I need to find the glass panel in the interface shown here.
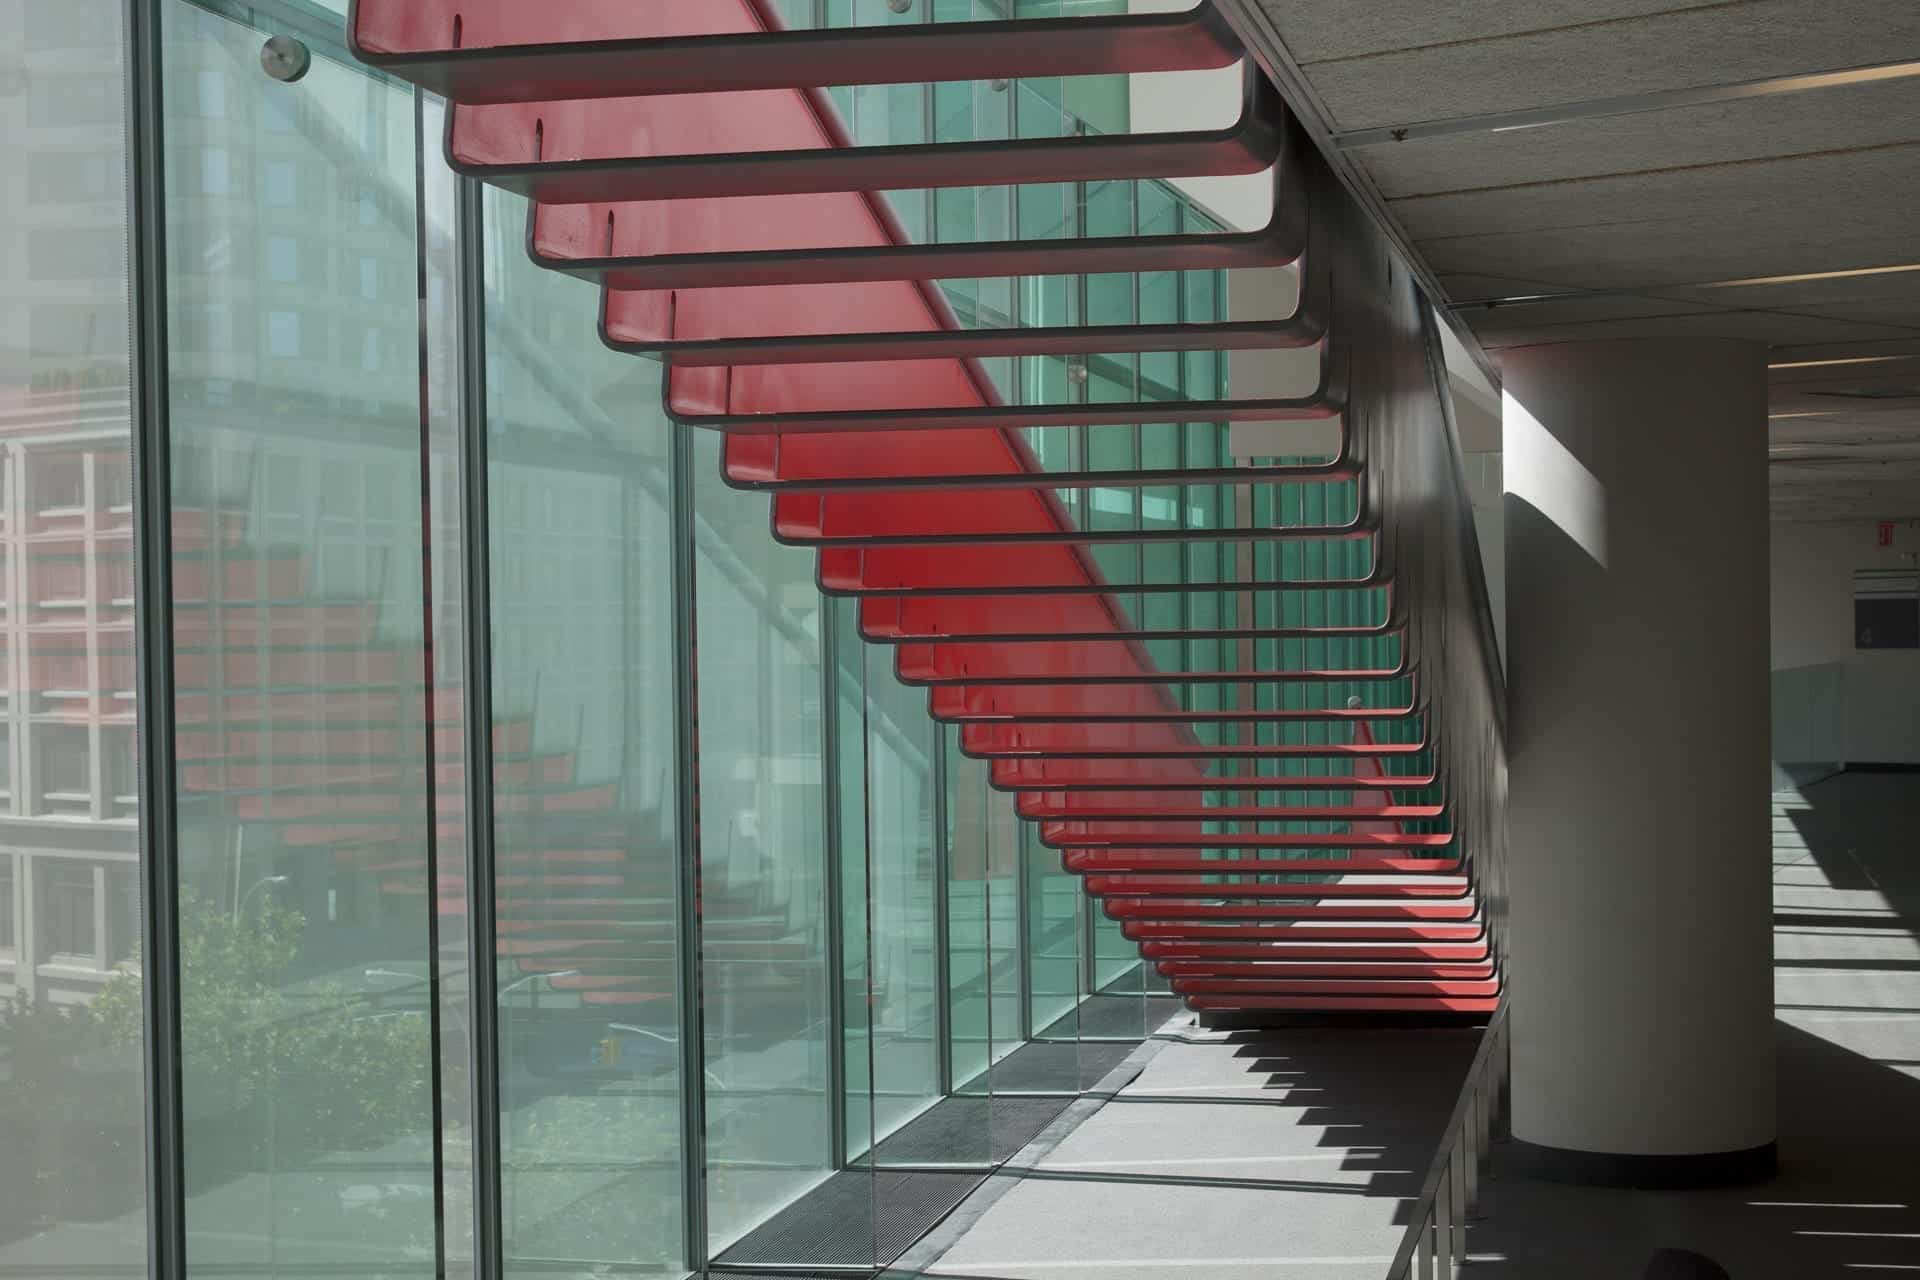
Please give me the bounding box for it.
[944,728,991,1095]
[836,596,874,1168]
[692,432,840,1257]
[419,93,478,1275]
[160,4,441,1273]
[861,635,947,1159]
[482,187,684,1273]
[0,0,146,1265]
[986,772,1024,1075]
[1013,819,1079,1093]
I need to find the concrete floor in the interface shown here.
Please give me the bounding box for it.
[1466,770,1920,1277]
[908,770,1920,1279]
[911,1018,1481,1279]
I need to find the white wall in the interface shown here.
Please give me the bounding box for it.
[1771,520,1920,763]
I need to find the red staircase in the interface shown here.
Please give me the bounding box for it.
[347,0,1498,1017]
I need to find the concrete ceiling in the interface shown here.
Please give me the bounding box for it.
[1220,0,1920,523]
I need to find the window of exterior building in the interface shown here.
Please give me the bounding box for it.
[0,856,16,953]
[39,861,96,965]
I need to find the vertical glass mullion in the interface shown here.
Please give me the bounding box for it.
[930,722,952,1096]
[455,170,504,1280]
[126,1,182,1273]
[670,422,709,1274]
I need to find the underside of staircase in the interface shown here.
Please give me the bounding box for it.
[344,0,1503,1019]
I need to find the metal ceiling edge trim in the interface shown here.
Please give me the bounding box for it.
[1210,0,1502,392]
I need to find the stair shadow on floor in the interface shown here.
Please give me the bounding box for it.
[917,1022,1486,1280]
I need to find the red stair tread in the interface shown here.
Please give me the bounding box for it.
[1045,825,1451,850]
[1063,851,1458,875]
[1123,920,1485,942]
[1106,899,1477,921]
[1158,960,1496,981]
[1183,993,1500,1014]
[1140,940,1490,961]
[1081,872,1468,897]
[1170,977,1501,998]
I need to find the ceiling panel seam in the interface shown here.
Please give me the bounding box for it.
[1387,138,1920,205]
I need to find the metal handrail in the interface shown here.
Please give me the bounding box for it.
[1387,1000,1510,1279]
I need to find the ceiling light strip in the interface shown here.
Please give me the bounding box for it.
[1333,58,1920,149]
[1453,262,1920,311]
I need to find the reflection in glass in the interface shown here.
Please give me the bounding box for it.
[860,637,939,1144]
[161,5,440,1271]
[0,3,146,1272]
[0,0,1339,1267]
[483,187,684,1273]
[693,432,833,1253]
[944,729,993,1092]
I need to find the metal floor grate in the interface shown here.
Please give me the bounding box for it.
[989,1039,1135,1093]
[713,1169,983,1270]
[869,1094,1071,1166]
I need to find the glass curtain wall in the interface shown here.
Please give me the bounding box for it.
[0,2,147,1273]
[0,1,1386,1275]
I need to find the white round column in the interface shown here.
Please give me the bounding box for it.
[1502,338,1776,1186]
